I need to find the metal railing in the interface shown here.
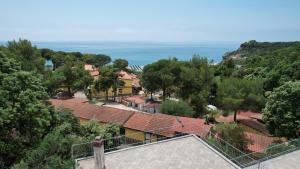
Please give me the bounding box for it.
[233,137,300,167]
[72,124,300,169]
[71,131,186,160]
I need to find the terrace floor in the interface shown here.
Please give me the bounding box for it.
[260,149,300,169]
[76,135,240,169]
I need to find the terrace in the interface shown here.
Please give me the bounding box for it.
[73,124,300,169]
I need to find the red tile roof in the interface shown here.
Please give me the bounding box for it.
[84,64,99,77]
[84,64,94,71]
[216,111,268,135]
[119,70,136,80]
[123,95,145,104]
[123,113,176,137]
[50,98,212,138]
[50,98,134,125]
[173,117,212,138]
[246,132,276,152]
[123,112,212,137]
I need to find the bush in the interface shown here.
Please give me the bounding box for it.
[214,123,252,152]
[160,100,194,117]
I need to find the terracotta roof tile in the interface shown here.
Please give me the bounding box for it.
[119,70,136,80]
[50,98,134,125]
[124,95,145,104]
[123,112,211,137]
[50,98,212,138]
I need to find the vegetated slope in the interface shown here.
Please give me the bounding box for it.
[223,40,300,60]
[233,42,300,91]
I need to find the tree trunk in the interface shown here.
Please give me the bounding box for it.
[105,90,108,101]
[67,86,72,97]
[150,92,153,100]
[162,88,166,101]
[234,111,237,122]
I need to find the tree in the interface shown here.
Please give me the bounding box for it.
[7,39,44,72]
[94,66,114,101]
[263,81,300,138]
[113,59,128,71]
[50,63,93,97]
[216,77,265,121]
[160,100,194,117]
[214,123,251,152]
[12,119,119,169]
[142,59,176,101]
[0,56,59,167]
[84,54,111,67]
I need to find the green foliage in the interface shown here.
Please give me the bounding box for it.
[11,123,79,169]
[7,39,44,72]
[227,42,300,91]
[84,54,111,67]
[47,63,93,96]
[80,120,119,141]
[93,65,125,101]
[205,109,218,124]
[160,100,194,117]
[0,54,60,167]
[142,59,177,101]
[113,59,129,71]
[216,77,265,112]
[214,123,251,152]
[263,81,300,138]
[11,119,119,169]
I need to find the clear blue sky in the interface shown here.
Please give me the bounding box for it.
[1,0,300,42]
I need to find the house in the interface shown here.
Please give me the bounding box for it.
[143,101,160,113]
[50,98,211,142]
[118,70,138,96]
[84,64,99,79]
[88,69,139,98]
[76,134,240,169]
[50,98,135,125]
[123,112,212,142]
[122,95,146,110]
[122,95,160,113]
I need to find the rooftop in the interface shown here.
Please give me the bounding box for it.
[76,135,239,169]
[50,98,135,125]
[119,70,137,80]
[123,95,146,104]
[259,149,300,169]
[50,98,211,137]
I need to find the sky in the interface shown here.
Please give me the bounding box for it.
[1,0,300,42]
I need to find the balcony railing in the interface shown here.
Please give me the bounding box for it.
[72,124,300,169]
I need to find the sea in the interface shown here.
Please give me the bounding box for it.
[0,41,240,66]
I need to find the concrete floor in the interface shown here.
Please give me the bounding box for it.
[77,135,239,169]
[260,149,300,169]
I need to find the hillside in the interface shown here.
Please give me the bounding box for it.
[223,40,300,60]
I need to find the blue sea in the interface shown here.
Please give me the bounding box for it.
[0,41,240,66]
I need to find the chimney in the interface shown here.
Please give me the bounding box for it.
[92,136,105,169]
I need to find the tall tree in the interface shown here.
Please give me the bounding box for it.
[142,59,176,101]
[0,54,59,167]
[50,63,93,97]
[84,54,111,67]
[263,81,300,138]
[7,39,44,72]
[216,78,265,121]
[113,59,128,71]
[94,66,114,101]
[214,123,251,152]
